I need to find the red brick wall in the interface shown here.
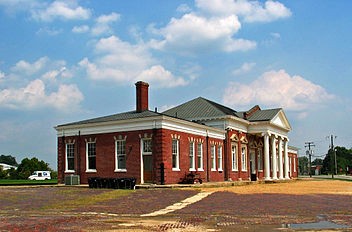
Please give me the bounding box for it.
[58,130,155,184]
[158,129,224,184]
[289,153,298,178]
[225,130,250,181]
[58,128,226,185]
[57,127,296,184]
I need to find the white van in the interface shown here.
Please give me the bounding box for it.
[28,171,51,180]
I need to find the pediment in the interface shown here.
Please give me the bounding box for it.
[230,134,239,142]
[271,110,291,130]
[240,136,248,144]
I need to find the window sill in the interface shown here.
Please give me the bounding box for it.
[86,169,97,173]
[258,170,263,172]
[241,170,247,172]
[115,169,127,173]
[232,169,238,172]
[211,169,217,172]
[172,168,180,171]
[218,169,223,172]
[65,170,75,174]
[197,168,204,172]
[189,168,196,172]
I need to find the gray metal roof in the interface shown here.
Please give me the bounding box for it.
[57,97,282,129]
[57,110,161,127]
[162,97,239,120]
[246,108,282,122]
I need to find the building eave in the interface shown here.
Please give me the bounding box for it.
[55,114,225,139]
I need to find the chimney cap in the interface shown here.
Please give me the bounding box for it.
[135,81,149,87]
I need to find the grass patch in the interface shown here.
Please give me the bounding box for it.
[44,189,132,210]
[0,179,58,186]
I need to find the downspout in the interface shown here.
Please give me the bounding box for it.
[206,130,209,182]
[77,130,81,177]
[152,120,157,184]
[61,132,65,184]
[224,129,229,181]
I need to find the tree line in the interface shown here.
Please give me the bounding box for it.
[298,146,352,175]
[0,155,57,179]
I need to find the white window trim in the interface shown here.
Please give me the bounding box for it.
[189,142,196,171]
[86,141,97,173]
[197,143,204,171]
[172,139,180,171]
[241,145,247,172]
[232,144,238,171]
[65,143,75,173]
[115,140,127,172]
[211,145,216,171]
[218,146,223,171]
[140,138,152,184]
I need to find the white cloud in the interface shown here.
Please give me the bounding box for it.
[10,57,68,82]
[152,13,256,54]
[36,27,63,36]
[232,62,256,75]
[223,69,335,112]
[79,36,151,82]
[0,71,4,80]
[71,13,120,36]
[41,67,72,83]
[31,0,91,22]
[91,12,120,36]
[271,32,281,39]
[96,12,120,24]
[0,79,83,111]
[176,4,192,13]
[137,65,188,88]
[196,0,291,23]
[11,57,49,75]
[79,35,188,87]
[72,25,89,33]
[0,0,41,15]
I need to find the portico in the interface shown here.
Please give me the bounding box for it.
[263,133,290,180]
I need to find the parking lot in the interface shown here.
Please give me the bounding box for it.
[0,179,352,231]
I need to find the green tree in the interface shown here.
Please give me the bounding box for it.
[322,146,352,175]
[0,166,6,179]
[16,157,50,179]
[312,158,323,166]
[298,156,308,175]
[0,155,18,166]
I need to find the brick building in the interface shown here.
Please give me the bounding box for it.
[55,81,298,184]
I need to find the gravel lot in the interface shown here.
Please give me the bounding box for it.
[0,179,351,231]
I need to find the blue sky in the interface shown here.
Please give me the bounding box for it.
[0,0,351,169]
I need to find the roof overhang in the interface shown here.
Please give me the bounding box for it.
[55,115,225,140]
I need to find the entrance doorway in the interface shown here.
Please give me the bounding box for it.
[250,150,257,181]
[143,155,152,183]
[141,139,152,184]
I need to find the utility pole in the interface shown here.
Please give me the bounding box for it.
[329,135,337,177]
[305,142,315,177]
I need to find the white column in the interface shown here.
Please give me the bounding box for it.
[271,136,278,180]
[278,137,284,179]
[264,133,271,180]
[284,139,290,179]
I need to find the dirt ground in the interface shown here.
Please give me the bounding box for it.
[0,179,352,231]
[203,179,352,194]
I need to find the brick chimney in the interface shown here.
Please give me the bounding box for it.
[135,81,149,112]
